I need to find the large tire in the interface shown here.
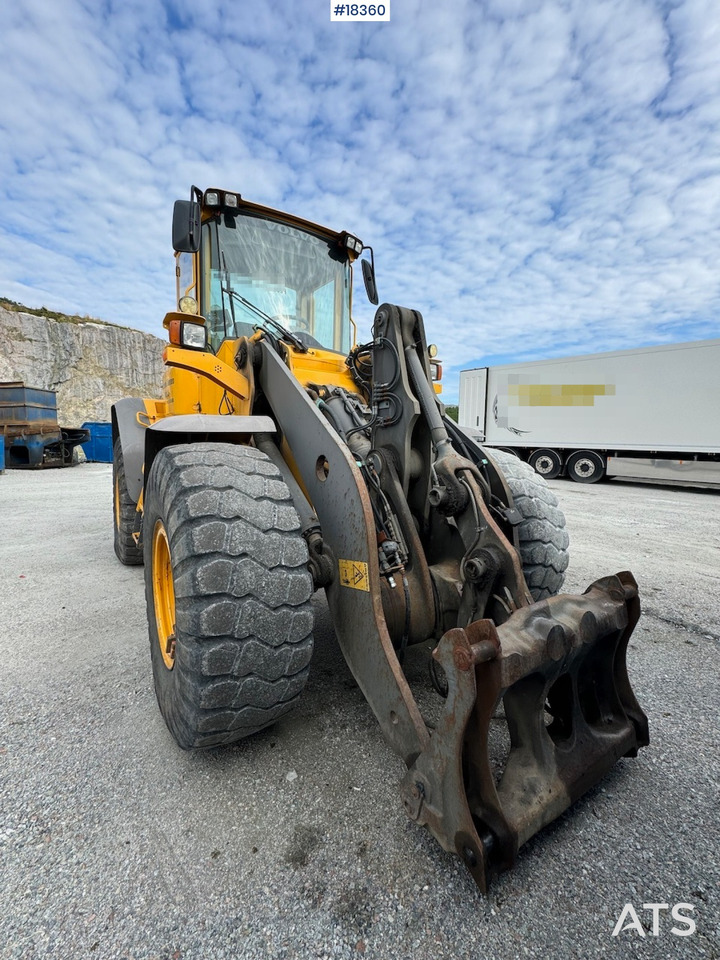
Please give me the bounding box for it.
[143,442,314,749]
[486,448,569,601]
[113,439,143,565]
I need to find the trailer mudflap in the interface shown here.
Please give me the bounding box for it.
[400,570,648,893]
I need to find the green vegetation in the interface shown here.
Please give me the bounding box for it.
[445,404,458,422]
[0,296,116,327]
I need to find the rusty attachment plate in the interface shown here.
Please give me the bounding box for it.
[400,570,648,893]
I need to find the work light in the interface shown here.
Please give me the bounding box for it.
[343,233,363,255]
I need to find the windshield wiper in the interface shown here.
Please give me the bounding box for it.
[220,281,307,353]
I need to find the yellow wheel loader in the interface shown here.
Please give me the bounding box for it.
[112,186,648,894]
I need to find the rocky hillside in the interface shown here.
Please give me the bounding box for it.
[0,302,165,426]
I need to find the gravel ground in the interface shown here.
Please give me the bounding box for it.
[1,464,718,960]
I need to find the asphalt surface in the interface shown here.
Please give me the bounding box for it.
[1,464,719,960]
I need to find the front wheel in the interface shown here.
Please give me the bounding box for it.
[144,442,315,749]
[486,448,570,600]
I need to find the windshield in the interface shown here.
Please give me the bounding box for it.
[201,213,352,354]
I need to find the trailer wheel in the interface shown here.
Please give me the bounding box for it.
[143,442,314,749]
[566,450,605,484]
[528,448,562,480]
[113,439,143,565]
[486,448,569,600]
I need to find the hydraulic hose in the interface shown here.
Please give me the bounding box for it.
[404,345,454,459]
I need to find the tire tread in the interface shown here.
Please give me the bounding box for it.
[488,449,570,600]
[113,439,143,566]
[144,442,314,749]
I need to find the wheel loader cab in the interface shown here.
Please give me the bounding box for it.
[173,188,361,359]
[200,211,352,355]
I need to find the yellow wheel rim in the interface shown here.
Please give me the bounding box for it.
[152,520,177,670]
[114,474,121,530]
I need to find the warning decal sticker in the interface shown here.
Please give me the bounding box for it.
[338,559,370,592]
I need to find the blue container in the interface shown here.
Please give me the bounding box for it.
[0,382,58,425]
[81,421,113,462]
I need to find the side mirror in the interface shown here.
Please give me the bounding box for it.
[172,200,201,253]
[362,257,379,305]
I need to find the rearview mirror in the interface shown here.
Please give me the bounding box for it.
[362,257,378,305]
[172,200,201,253]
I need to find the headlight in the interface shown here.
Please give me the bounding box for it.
[181,322,208,350]
[205,191,220,207]
[168,318,208,350]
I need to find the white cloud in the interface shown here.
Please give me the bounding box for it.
[0,0,719,402]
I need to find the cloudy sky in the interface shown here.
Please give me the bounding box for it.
[2,0,720,401]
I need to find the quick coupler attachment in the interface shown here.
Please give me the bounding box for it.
[399,571,649,894]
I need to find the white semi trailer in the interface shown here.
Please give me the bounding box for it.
[458,338,720,488]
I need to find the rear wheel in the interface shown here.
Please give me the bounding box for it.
[487,448,570,600]
[113,439,143,565]
[528,448,562,480]
[143,442,314,749]
[566,450,605,484]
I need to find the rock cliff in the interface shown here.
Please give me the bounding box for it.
[0,306,165,426]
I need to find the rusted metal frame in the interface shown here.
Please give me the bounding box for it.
[258,343,429,765]
[372,447,437,644]
[452,467,532,626]
[371,301,530,631]
[401,572,648,892]
[473,442,523,553]
[608,571,648,753]
[442,421,525,554]
[482,572,649,847]
[399,618,508,893]
[2,422,60,437]
[385,326,530,624]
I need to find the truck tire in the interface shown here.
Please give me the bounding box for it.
[528,448,562,480]
[566,450,605,483]
[143,442,314,749]
[486,448,569,601]
[113,439,143,565]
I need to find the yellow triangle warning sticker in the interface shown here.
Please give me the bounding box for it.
[338,559,370,592]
